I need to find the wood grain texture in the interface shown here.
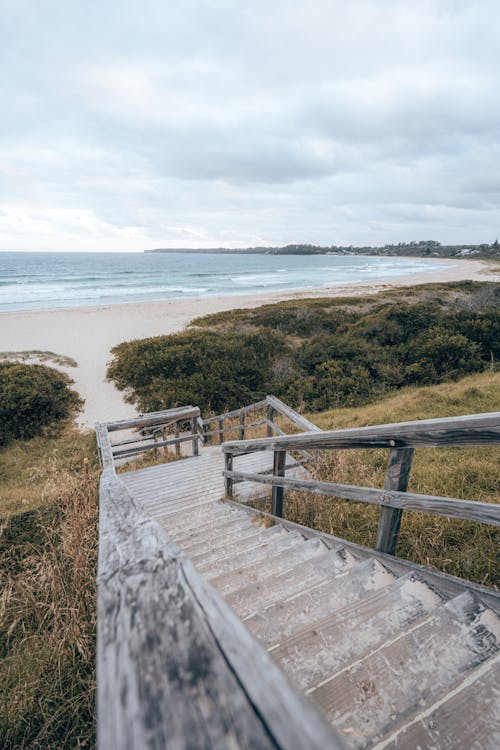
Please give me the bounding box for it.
[223,411,500,454]
[376,447,414,554]
[97,469,344,750]
[105,405,199,432]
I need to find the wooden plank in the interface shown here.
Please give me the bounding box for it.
[266,395,322,433]
[223,411,500,454]
[376,448,414,555]
[112,432,199,457]
[223,470,500,525]
[97,470,344,750]
[105,405,198,432]
[374,655,500,750]
[95,422,114,470]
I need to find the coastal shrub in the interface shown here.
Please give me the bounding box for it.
[0,362,82,447]
[108,329,288,413]
[107,282,500,415]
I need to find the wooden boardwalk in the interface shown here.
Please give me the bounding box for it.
[97,401,500,750]
[121,446,305,520]
[120,444,500,750]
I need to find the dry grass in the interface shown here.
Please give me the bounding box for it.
[279,372,500,587]
[0,429,99,749]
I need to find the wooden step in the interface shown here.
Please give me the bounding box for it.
[246,559,396,648]
[171,509,253,543]
[158,502,236,534]
[209,537,326,597]
[271,574,443,692]
[309,591,500,748]
[192,526,287,567]
[182,519,265,558]
[199,526,295,576]
[373,653,500,750]
[228,547,359,620]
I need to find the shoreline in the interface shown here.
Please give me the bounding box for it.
[1,258,498,429]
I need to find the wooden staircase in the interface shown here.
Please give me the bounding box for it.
[120,446,500,750]
[96,399,500,750]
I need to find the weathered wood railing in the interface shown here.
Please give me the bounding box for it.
[223,411,500,555]
[95,411,344,749]
[201,394,321,444]
[100,405,201,466]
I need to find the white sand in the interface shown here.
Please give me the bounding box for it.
[0,258,497,430]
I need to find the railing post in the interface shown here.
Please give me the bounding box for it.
[218,417,224,444]
[225,452,233,497]
[267,404,275,437]
[239,413,245,440]
[376,447,414,555]
[191,418,199,456]
[271,449,286,517]
[175,420,181,457]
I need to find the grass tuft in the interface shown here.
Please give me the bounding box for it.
[0,429,99,749]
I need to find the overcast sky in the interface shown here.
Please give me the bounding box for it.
[1,0,499,251]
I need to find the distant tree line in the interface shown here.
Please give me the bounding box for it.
[147,240,500,259]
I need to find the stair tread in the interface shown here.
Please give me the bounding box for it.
[228,547,358,620]
[310,591,500,749]
[375,653,500,750]
[271,574,443,691]
[208,537,327,596]
[200,525,293,575]
[183,520,264,558]
[159,503,239,536]
[246,558,396,648]
[173,511,253,544]
[192,525,283,566]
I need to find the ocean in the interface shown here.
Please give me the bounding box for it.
[0,251,445,313]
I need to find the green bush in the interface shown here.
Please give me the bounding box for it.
[108,329,287,414]
[107,282,500,415]
[0,362,82,446]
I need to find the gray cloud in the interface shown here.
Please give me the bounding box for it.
[1,0,499,250]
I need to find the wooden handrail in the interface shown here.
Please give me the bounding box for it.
[266,395,322,433]
[223,469,500,526]
[223,409,500,554]
[105,405,199,432]
[223,411,500,454]
[97,405,201,469]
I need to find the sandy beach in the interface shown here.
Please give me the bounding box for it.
[0,257,498,429]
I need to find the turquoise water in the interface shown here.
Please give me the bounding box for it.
[0,252,445,312]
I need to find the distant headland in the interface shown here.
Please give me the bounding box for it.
[146,239,500,259]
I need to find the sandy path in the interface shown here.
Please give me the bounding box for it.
[0,258,497,430]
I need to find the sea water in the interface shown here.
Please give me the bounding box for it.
[0,251,445,313]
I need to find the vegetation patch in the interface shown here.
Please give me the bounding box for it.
[0,362,82,447]
[283,372,499,587]
[0,429,99,749]
[0,350,78,368]
[108,281,499,415]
